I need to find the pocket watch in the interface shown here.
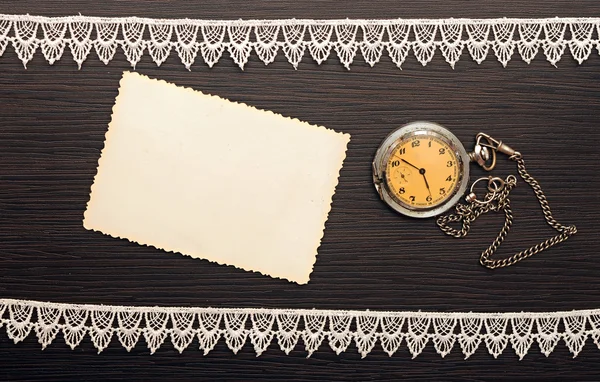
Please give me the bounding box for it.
[372,121,471,218]
[371,121,577,269]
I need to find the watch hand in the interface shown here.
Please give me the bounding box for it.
[401,159,420,170]
[422,172,432,196]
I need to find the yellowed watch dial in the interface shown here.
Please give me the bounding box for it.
[385,134,459,208]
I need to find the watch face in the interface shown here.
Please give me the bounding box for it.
[384,133,460,209]
[373,122,470,218]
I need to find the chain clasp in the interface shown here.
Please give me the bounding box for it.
[465,176,506,205]
[469,133,518,171]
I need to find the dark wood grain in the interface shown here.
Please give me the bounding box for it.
[1,1,600,380]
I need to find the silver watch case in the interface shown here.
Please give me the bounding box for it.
[372,121,470,218]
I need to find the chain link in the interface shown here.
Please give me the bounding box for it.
[437,153,577,269]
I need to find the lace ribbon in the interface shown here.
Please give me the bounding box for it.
[1,14,599,70]
[2,298,600,359]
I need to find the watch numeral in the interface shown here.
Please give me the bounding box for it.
[426,195,432,202]
[409,195,416,202]
[439,148,445,155]
[412,140,420,148]
[446,160,453,167]
[446,175,453,182]
[399,187,406,194]
[428,141,432,148]
[391,160,400,167]
[398,147,406,155]
[439,187,446,195]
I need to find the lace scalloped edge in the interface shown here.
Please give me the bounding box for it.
[3,298,600,359]
[1,14,600,70]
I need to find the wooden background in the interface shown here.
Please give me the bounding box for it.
[1,1,600,380]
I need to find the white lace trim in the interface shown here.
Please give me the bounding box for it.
[1,14,599,70]
[3,298,600,359]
